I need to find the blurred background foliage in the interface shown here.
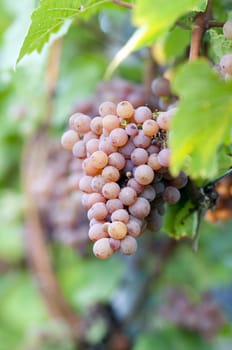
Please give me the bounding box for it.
[0,0,232,349]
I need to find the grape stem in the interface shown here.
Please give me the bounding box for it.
[111,0,134,9]
[189,0,212,61]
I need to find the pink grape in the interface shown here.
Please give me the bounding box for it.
[79,175,93,193]
[108,221,127,240]
[88,223,108,241]
[125,123,138,136]
[71,113,91,133]
[157,148,171,167]
[90,116,103,135]
[119,187,137,206]
[142,119,159,137]
[116,101,134,119]
[120,236,138,255]
[99,101,117,116]
[131,148,148,166]
[162,186,181,204]
[61,130,79,150]
[134,106,153,124]
[111,209,129,224]
[133,130,151,148]
[108,152,126,170]
[93,238,114,259]
[134,164,154,185]
[102,114,120,132]
[91,175,106,193]
[90,150,108,169]
[110,128,128,147]
[102,182,121,199]
[129,197,151,219]
[106,199,124,214]
[102,166,120,182]
[91,202,108,220]
[72,140,87,159]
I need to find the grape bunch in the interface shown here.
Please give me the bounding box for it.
[62,100,187,259]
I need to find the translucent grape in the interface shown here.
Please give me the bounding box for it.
[61,130,79,150]
[142,119,159,137]
[82,158,101,176]
[134,164,154,185]
[131,148,148,166]
[125,123,138,136]
[133,130,151,148]
[86,138,100,155]
[127,178,144,194]
[102,114,120,132]
[91,202,108,220]
[129,197,151,219]
[119,187,137,206]
[126,219,141,237]
[108,152,126,170]
[91,175,106,193]
[109,238,121,251]
[119,140,136,159]
[93,238,114,259]
[102,166,120,182]
[79,175,93,193]
[102,182,121,199]
[72,140,87,159]
[88,223,108,241]
[120,236,138,255]
[99,101,117,117]
[71,113,91,133]
[106,199,124,214]
[157,148,171,167]
[140,185,156,202]
[147,153,162,170]
[111,209,130,224]
[90,150,108,169]
[90,116,103,135]
[110,128,128,147]
[134,106,153,124]
[108,221,127,240]
[99,136,118,155]
[116,101,134,119]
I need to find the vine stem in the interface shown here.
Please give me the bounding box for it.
[189,0,212,61]
[111,0,134,9]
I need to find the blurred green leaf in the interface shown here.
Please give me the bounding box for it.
[208,29,232,63]
[170,59,232,178]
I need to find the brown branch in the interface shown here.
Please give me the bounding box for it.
[207,20,224,28]
[22,133,84,341]
[189,0,212,61]
[111,0,134,9]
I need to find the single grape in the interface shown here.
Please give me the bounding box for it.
[157,148,171,167]
[223,20,232,40]
[120,236,138,255]
[125,123,138,136]
[102,182,121,199]
[131,148,148,166]
[126,219,141,237]
[162,186,181,204]
[110,128,128,147]
[106,198,124,214]
[119,140,136,159]
[102,166,120,182]
[72,140,87,159]
[99,136,118,155]
[82,131,97,143]
[169,171,188,189]
[109,238,121,251]
[142,119,159,137]
[61,130,79,150]
[129,197,151,219]
[90,116,103,135]
[79,175,93,193]
[88,223,108,241]
[134,164,154,185]
[140,185,156,201]
[151,77,171,97]
[93,238,114,259]
[147,153,162,170]
[102,114,120,132]
[91,175,106,193]
[71,113,91,133]
[90,150,108,169]
[99,101,117,117]
[119,187,137,206]
[219,54,232,75]
[111,209,130,224]
[133,130,151,148]
[108,221,127,240]
[86,138,100,155]
[116,100,134,119]
[91,202,108,220]
[108,152,126,170]
[134,106,153,124]
[127,178,144,194]
[82,158,101,176]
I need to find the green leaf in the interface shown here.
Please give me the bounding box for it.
[170,59,232,179]
[208,29,232,63]
[107,0,206,75]
[17,0,109,63]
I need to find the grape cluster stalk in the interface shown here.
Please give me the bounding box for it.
[62,100,188,259]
